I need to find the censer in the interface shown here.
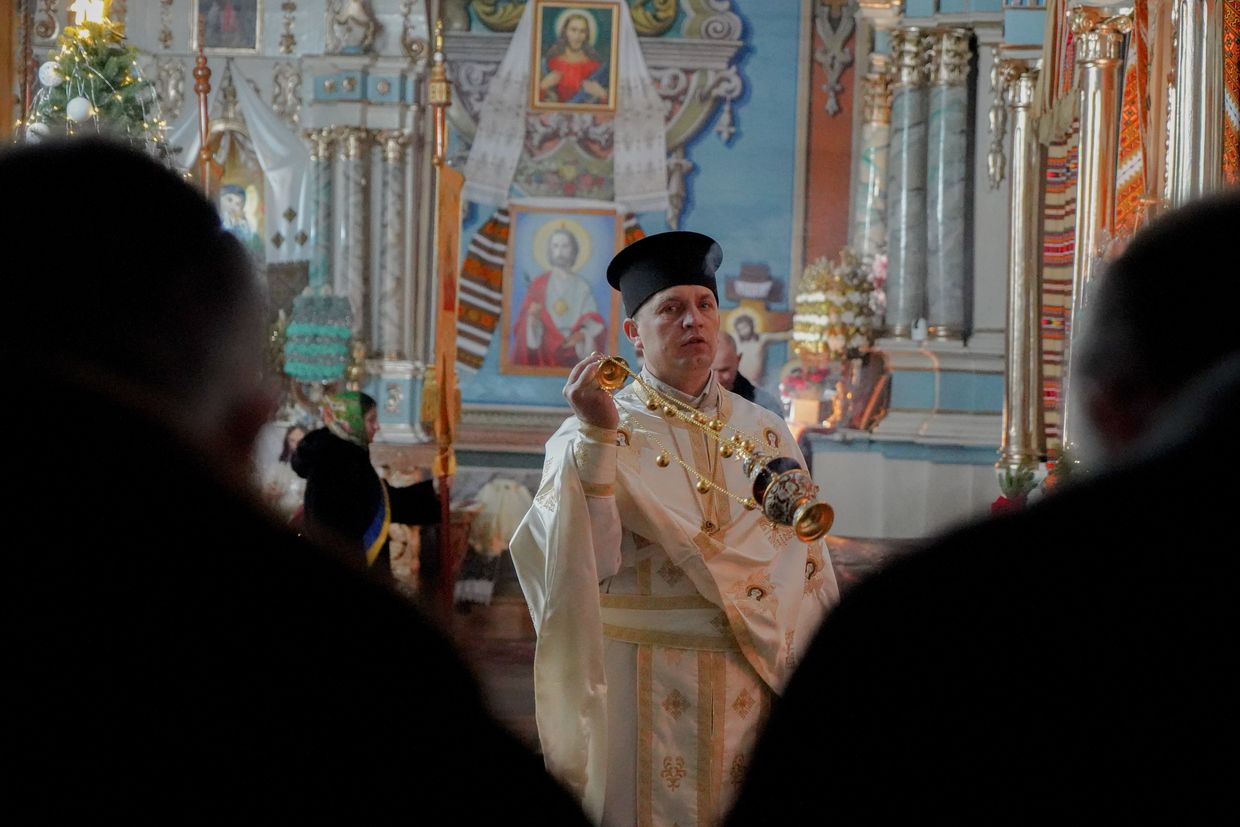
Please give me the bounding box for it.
[595,357,835,542]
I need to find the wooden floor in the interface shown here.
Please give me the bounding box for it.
[445,556,541,750]
[442,535,918,752]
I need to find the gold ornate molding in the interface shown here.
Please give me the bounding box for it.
[376,129,409,164]
[272,62,302,127]
[401,0,427,62]
[305,127,336,162]
[155,56,185,122]
[630,0,677,36]
[326,0,378,55]
[929,27,971,87]
[469,0,677,35]
[987,55,1024,190]
[891,27,929,87]
[862,54,892,124]
[1069,8,1131,62]
[159,0,173,50]
[463,0,684,34]
[339,127,370,161]
[280,1,298,55]
[34,0,58,42]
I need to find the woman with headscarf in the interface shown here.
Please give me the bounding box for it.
[292,391,440,575]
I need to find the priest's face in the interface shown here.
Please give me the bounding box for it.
[625,284,720,395]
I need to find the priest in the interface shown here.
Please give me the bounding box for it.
[511,231,839,826]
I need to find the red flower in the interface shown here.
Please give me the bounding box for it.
[991,494,1025,515]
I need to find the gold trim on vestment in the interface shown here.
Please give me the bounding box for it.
[637,645,654,827]
[600,593,717,610]
[693,530,724,561]
[579,421,619,443]
[697,651,715,824]
[720,597,778,691]
[711,654,726,811]
[638,557,652,595]
[581,480,615,497]
[602,625,740,652]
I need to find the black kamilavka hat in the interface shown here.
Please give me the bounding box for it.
[606,231,723,317]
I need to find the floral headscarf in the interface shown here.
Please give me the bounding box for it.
[321,391,369,447]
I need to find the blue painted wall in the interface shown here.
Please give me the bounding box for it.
[459,0,803,407]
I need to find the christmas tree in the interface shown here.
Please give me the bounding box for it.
[25,0,167,158]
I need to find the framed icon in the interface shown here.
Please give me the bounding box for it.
[501,204,623,375]
[191,0,262,54]
[529,1,619,113]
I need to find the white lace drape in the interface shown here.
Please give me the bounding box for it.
[168,62,311,264]
[462,0,668,214]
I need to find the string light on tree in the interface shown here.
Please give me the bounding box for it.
[25,0,169,161]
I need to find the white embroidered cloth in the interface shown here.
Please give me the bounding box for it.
[462,0,668,213]
[168,62,311,264]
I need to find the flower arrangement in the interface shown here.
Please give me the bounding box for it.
[780,364,836,398]
[793,247,881,363]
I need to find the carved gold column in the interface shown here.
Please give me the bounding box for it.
[925,27,972,340]
[1166,0,1225,205]
[1060,10,1130,453]
[852,52,892,263]
[376,130,409,359]
[998,66,1045,482]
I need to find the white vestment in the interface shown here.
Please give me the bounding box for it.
[511,372,839,825]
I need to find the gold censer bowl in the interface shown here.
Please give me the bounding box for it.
[751,457,835,542]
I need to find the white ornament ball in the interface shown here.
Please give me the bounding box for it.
[66,96,94,122]
[38,61,63,88]
[25,122,50,144]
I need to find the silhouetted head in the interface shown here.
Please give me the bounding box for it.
[0,138,272,468]
[1076,191,1240,463]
